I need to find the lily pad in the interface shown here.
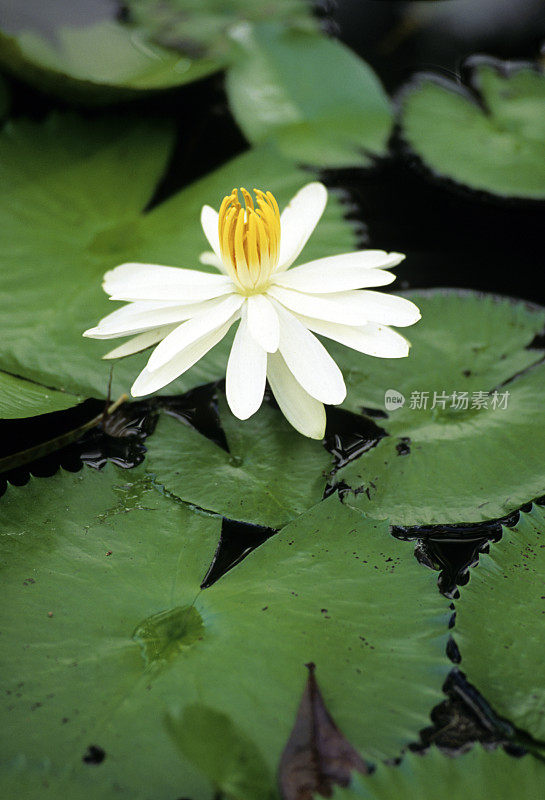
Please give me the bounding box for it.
[0,0,209,102]
[127,0,316,63]
[0,371,82,419]
[0,465,450,799]
[0,112,356,403]
[0,756,142,800]
[330,290,545,526]
[455,504,545,741]
[146,393,332,527]
[398,58,545,200]
[226,22,393,168]
[331,746,545,799]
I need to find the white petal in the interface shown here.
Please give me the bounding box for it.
[246,294,280,353]
[272,301,346,405]
[273,251,404,293]
[103,263,233,303]
[267,285,369,326]
[226,309,267,420]
[297,250,405,271]
[83,297,230,340]
[354,291,422,327]
[199,251,228,274]
[131,318,234,397]
[277,182,328,271]
[267,351,326,439]
[102,326,177,360]
[268,285,421,327]
[147,294,244,371]
[295,315,410,358]
[201,205,222,259]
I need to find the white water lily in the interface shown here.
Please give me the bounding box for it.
[84,182,420,439]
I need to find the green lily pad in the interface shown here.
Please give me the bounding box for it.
[331,746,545,799]
[146,393,332,527]
[455,504,545,741]
[0,112,356,403]
[0,371,82,419]
[0,756,144,800]
[330,290,545,526]
[0,465,450,799]
[226,22,393,168]
[0,2,210,102]
[398,58,545,200]
[127,0,316,63]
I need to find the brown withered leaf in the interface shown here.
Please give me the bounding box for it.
[278,663,372,800]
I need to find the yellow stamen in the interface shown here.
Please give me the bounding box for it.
[218,186,281,292]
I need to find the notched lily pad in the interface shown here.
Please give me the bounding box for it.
[0,468,449,799]
[329,290,545,526]
[146,393,333,528]
[398,56,545,200]
[455,503,545,742]
[226,22,393,168]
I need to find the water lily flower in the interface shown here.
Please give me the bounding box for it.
[84,183,420,439]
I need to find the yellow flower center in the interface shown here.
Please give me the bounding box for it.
[218,187,281,293]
